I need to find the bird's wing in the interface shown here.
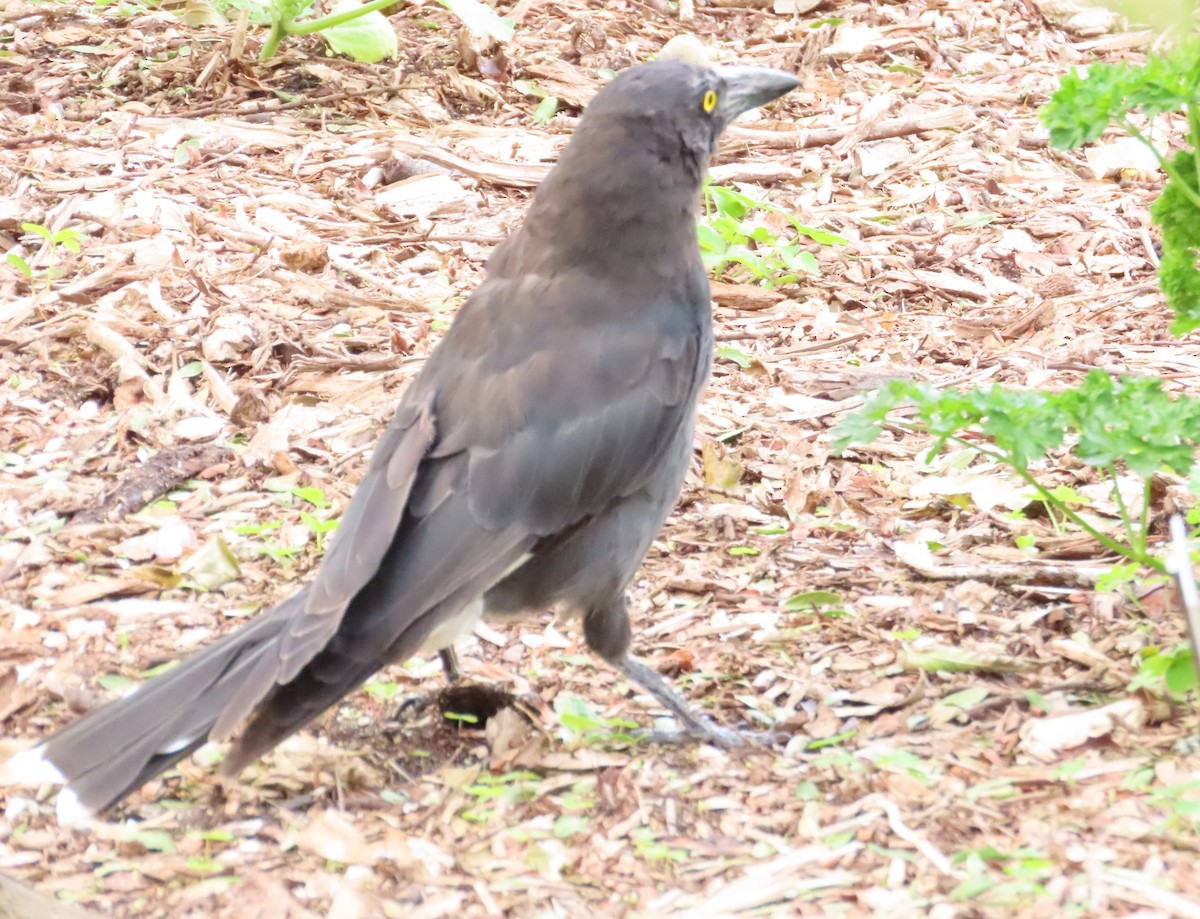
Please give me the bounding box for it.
[279,392,437,678]
[215,269,707,743]
[426,271,708,535]
[277,268,707,666]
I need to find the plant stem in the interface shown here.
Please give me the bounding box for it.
[1123,118,1200,212]
[945,436,1166,572]
[288,0,398,34]
[1139,477,1152,556]
[1106,464,1142,556]
[259,20,288,59]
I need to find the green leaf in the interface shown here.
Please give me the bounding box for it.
[696,223,727,254]
[292,485,331,508]
[708,185,751,219]
[1094,561,1141,592]
[795,780,820,801]
[364,679,402,700]
[180,536,241,591]
[232,520,283,536]
[1165,648,1197,697]
[124,827,176,853]
[1025,690,1049,714]
[715,345,752,368]
[444,710,480,724]
[532,96,558,125]
[52,227,83,252]
[1041,41,1200,150]
[513,79,548,98]
[788,222,848,246]
[174,138,201,166]
[97,674,136,691]
[835,371,1200,483]
[6,253,32,278]
[700,182,842,286]
[1130,643,1197,700]
[752,524,787,535]
[433,0,514,40]
[20,222,52,241]
[783,590,843,610]
[214,0,277,23]
[271,0,312,25]
[552,814,589,838]
[321,4,397,63]
[299,510,338,536]
[940,687,989,709]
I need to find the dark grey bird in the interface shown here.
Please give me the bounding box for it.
[7,60,800,822]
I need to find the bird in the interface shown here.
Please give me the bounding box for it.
[5,60,801,822]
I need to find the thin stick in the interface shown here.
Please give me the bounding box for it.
[725,106,972,151]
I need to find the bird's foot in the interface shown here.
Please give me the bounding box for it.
[606,652,785,751]
[391,691,436,720]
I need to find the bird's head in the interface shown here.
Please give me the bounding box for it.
[582,60,801,160]
[502,59,801,277]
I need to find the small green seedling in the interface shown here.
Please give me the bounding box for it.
[698,183,845,288]
[7,222,83,289]
[257,0,398,62]
[553,695,641,746]
[250,0,511,62]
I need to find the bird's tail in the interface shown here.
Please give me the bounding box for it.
[4,598,299,823]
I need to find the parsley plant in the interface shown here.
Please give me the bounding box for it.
[1040,41,1200,334]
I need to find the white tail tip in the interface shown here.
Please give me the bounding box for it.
[55,788,94,826]
[2,745,65,786]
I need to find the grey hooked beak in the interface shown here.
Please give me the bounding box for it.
[714,66,801,124]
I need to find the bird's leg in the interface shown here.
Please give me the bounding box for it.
[392,646,462,719]
[439,647,462,683]
[608,653,751,748]
[583,597,778,749]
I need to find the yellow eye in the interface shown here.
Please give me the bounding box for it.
[702,89,718,113]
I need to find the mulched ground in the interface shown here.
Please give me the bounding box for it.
[2,0,1200,915]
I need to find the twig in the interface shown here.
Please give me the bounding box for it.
[1103,866,1200,919]
[725,106,972,151]
[714,329,780,341]
[1165,514,1200,682]
[869,794,956,876]
[389,137,548,189]
[74,445,227,524]
[1,132,98,150]
[177,84,414,119]
[0,872,98,918]
[675,843,861,916]
[893,541,1115,588]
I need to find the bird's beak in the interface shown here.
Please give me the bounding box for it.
[714,66,801,123]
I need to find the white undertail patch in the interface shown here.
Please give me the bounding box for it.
[418,598,485,654]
